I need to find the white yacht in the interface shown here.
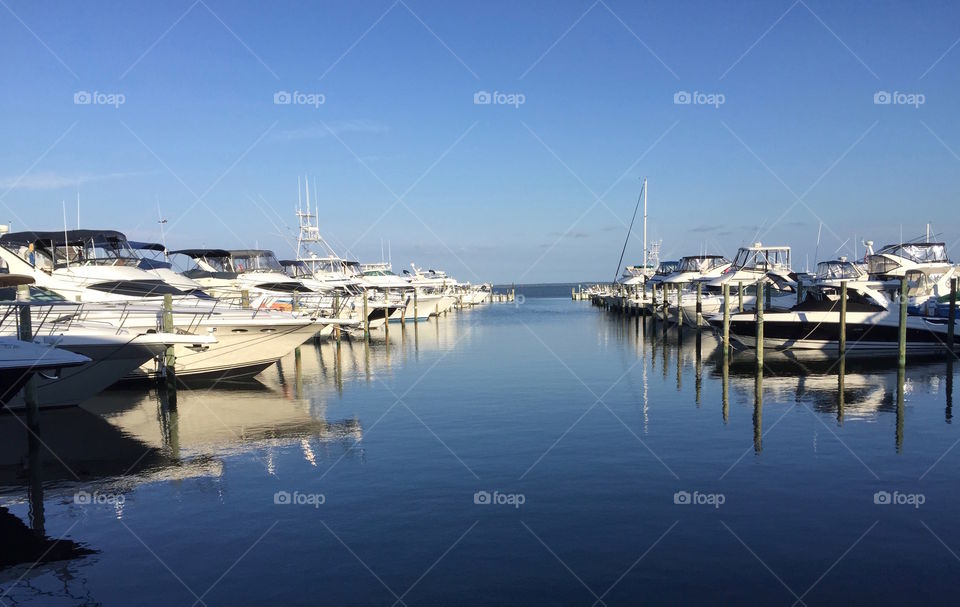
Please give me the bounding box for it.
[709,284,959,353]
[0,337,89,408]
[0,231,324,379]
[703,243,792,289]
[661,255,731,285]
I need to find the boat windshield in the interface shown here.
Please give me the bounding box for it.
[219,251,284,273]
[875,243,949,264]
[655,261,680,276]
[732,247,790,271]
[677,256,729,273]
[816,261,862,280]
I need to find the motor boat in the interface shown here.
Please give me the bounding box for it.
[708,285,959,353]
[0,338,89,408]
[703,243,792,290]
[0,235,326,379]
[661,255,731,285]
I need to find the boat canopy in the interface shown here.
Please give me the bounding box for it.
[128,241,166,252]
[874,242,948,264]
[654,261,680,276]
[1,229,143,269]
[730,245,790,271]
[677,255,729,273]
[816,260,865,280]
[0,229,129,249]
[170,248,231,258]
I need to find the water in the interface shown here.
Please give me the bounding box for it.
[2,296,959,605]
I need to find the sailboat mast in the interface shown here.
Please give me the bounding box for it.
[642,177,648,272]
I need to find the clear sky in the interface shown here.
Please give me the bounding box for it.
[1,0,958,283]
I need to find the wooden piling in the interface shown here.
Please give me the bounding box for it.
[796,277,804,306]
[162,294,177,404]
[755,281,764,365]
[413,289,419,324]
[676,283,683,326]
[333,292,341,343]
[363,288,369,341]
[738,281,744,312]
[722,282,731,354]
[384,289,390,340]
[695,282,703,328]
[839,281,847,356]
[241,289,250,309]
[948,277,957,352]
[898,276,908,367]
[17,297,39,432]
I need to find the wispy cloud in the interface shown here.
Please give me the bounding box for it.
[272,120,388,141]
[0,170,155,191]
[548,230,591,239]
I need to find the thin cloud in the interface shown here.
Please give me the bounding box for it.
[0,170,155,191]
[272,120,388,141]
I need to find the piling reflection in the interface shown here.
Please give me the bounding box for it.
[602,310,957,454]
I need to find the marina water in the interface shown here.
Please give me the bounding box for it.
[2,287,959,605]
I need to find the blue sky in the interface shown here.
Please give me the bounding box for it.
[1,0,958,283]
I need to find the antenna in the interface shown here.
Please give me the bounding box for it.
[157,197,168,250]
[62,200,69,268]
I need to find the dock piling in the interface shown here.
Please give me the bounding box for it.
[898,276,908,367]
[162,294,177,405]
[722,282,730,354]
[756,281,764,365]
[948,278,957,352]
[17,293,40,432]
[839,281,847,356]
[695,282,703,328]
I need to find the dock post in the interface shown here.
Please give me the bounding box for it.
[651,283,657,322]
[898,276,908,367]
[292,290,300,312]
[797,277,804,306]
[17,295,40,433]
[839,281,847,356]
[948,278,957,352]
[162,293,177,404]
[695,282,703,328]
[738,281,744,312]
[363,288,370,341]
[756,281,764,365]
[384,289,390,340]
[333,292,341,343]
[241,289,250,309]
[722,282,731,354]
[676,284,683,326]
[413,289,419,324]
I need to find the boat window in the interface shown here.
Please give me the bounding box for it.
[0,285,66,302]
[816,261,862,280]
[228,252,284,273]
[87,280,185,297]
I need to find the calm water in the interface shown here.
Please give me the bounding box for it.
[2,294,960,605]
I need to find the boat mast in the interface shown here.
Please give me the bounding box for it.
[642,177,648,271]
